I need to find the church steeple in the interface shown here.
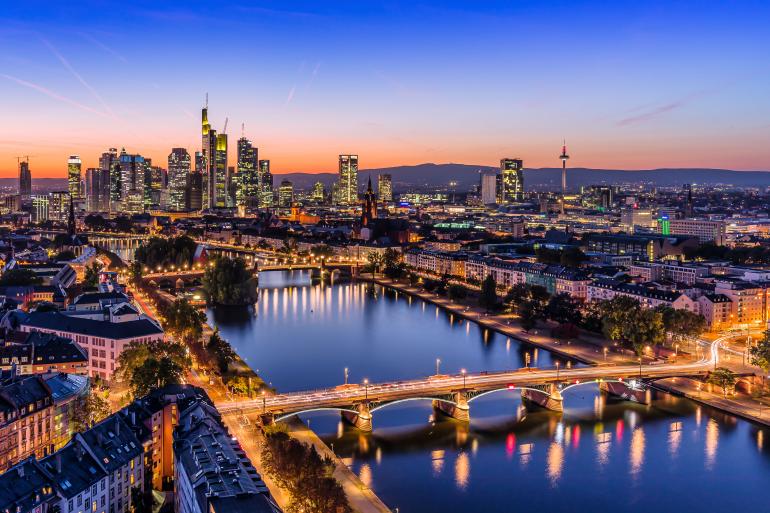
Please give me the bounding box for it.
[361,175,377,227]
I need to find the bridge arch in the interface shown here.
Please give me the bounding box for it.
[559,378,635,394]
[274,407,359,423]
[369,396,458,413]
[467,386,553,403]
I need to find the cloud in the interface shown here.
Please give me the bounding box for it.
[1,74,108,117]
[41,38,117,118]
[306,61,322,91]
[285,85,296,105]
[616,99,688,126]
[235,5,319,18]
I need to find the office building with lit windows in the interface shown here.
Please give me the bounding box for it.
[168,148,191,211]
[67,156,82,203]
[338,154,359,205]
[378,173,392,202]
[500,158,524,203]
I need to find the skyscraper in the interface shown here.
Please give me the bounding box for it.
[49,191,70,223]
[259,160,273,207]
[67,156,82,202]
[378,174,392,202]
[143,160,164,211]
[215,133,228,208]
[500,158,524,203]
[119,149,146,214]
[85,167,109,212]
[237,137,259,208]
[480,173,498,205]
[168,148,191,211]
[99,148,121,213]
[338,154,358,205]
[311,181,325,203]
[278,180,293,207]
[18,158,31,201]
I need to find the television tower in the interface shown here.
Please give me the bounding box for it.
[560,140,569,193]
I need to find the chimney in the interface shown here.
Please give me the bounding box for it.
[56,453,62,473]
[115,417,120,436]
[131,411,136,426]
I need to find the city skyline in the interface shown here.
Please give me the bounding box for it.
[2,0,770,177]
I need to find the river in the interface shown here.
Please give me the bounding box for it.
[208,271,770,513]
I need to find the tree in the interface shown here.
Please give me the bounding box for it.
[545,293,582,326]
[0,269,42,286]
[311,244,334,259]
[164,298,206,344]
[366,252,384,274]
[53,250,76,261]
[208,329,237,373]
[84,214,107,232]
[708,367,737,398]
[52,233,71,249]
[518,299,540,331]
[83,262,101,288]
[626,308,665,355]
[749,331,770,373]
[448,284,467,301]
[116,340,191,396]
[71,391,111,432]
[202,257,258,306]
[478,275,498,311]
[134,235,197,269]
[560,247,587,268]
[130,355,184,397]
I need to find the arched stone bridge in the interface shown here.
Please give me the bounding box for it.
[219,345,718,431]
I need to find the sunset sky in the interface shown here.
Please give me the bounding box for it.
[1,0,769,177]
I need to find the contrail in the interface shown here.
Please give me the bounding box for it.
[1,74,108,117]
[77,32,128,63]
[42,38,117,118]
[285,85,296,105]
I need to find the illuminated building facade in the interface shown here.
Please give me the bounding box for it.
[18,159,31,201]
[311,181,325,203]
[278,180,294,207]
[338,154,359,205]
[85,167,110,212]
[119,149,146,214]
[99,148,121,212]
[259,159,273,207]
[378,173,392,202]
[237,137,258,208]
[500,158,524,203]
[67,155,82,202]
[168,148,191,211]
[48,191,70,223]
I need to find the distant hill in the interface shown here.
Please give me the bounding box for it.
[275,163,770,191]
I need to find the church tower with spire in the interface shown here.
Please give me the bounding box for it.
[361,176,377,227]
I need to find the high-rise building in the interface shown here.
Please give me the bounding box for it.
[500,158,524,203]
[560,141,569,194]
[338,154,358,205]
[201,104,228,209]
[480,173,498,205]
[98,148,121,212]
[168,148,191,211]
[237,138,258,208]
[188,152,204,211]
[143,160,163,211]
[31,195,49,223]
[378,173,392,202]
[278,180,293,207]
[311,181,325,203]
[67,156,82,202]
[85,167,110,212]
[119,149,146,214]
[215,134,228,208]
[49,191,70,223]
[259,159,273,207]
[18,158,31,201]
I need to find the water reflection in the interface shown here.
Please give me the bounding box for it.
[705,418,719,469]
[454,452,470,490]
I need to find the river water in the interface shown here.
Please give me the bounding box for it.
[208,271,770,513]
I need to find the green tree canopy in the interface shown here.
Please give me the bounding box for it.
[202,257,258,306]
[478,275,498,311]
[135,235,197,270]
[708,367,737,397]
[116,340,191,396]
[0,268,42,286]
[749,331,770,373]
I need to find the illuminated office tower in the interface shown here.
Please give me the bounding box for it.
[188,152,204,211]
[278,180,294,207]
[500,158,524,203]
[200,103,229,209]
[338,154,358,205]
[378,174,392,202]
[49,191,70,223]
[214,134,228,208]
[143,160,164,211]
[98,148,121,212]
[237,137,259,207]
[311,181,325,203]
[67,156,82,202]
[18,158,31,201]
[85,167,109,212]
[31,195,49,223]
[259,160,273,207]
[168,148,191,211]
[119,149,146,214]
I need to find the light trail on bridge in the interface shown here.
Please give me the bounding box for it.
[218,337,722,417]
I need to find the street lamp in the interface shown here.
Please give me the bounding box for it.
[461,368,467,389]
[556,361,560,381]
[638,357,642,378]
[262,390,266,413]
[436,358,441,376]
[603,347,608,361]
[363,379,369,401]
[344,367,349,386]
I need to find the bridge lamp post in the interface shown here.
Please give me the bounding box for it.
[363,379,369,401]
[344,367,349,385]
[436,358,441,376]
[556,361,560,381]
[461,368,467,390]
[638,357,642,378]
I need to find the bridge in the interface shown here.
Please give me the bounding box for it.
[218,340,719,431]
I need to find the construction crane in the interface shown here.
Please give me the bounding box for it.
[15,155,30,165]
[241,122,245,138]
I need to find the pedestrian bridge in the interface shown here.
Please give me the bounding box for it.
[218,349,716,431]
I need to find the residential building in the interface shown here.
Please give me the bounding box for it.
[405,249,468,278]
[587,279,699,312]
[0,331,88,375]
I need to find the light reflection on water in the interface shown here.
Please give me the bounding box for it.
[210,274,770,513]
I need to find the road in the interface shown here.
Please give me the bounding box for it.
[218,337,720,416]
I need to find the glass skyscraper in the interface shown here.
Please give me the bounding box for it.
[338,154,358,205]
[168,148,191,211]
[500,158,524,203]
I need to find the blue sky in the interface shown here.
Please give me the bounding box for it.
[1,0,768,175]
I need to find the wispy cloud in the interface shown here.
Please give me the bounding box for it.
[616,98,692,126]
[41,38,116,118]
[77,32,128,63]
[235,5,319,18]
[1,74,108,117]
[307,61,322,90]
[285,85,296,105]
[373,69,421,97]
